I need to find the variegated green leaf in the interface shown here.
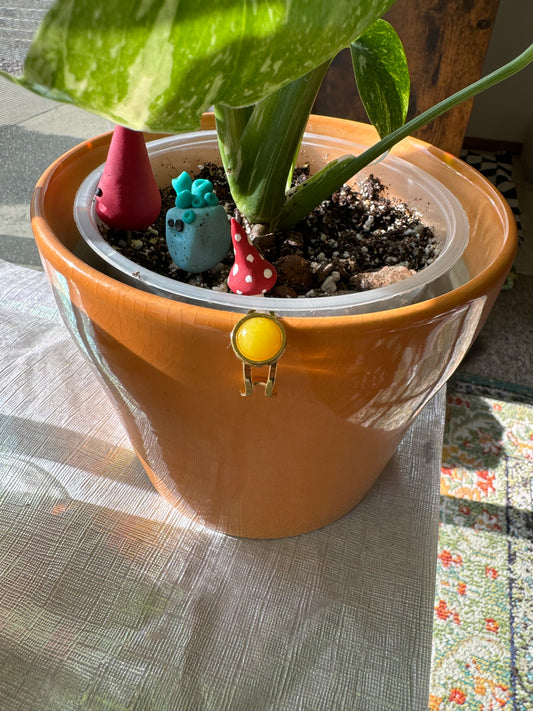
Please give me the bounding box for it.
[351,19,409,138]
[279,43,533,229]
[10,0,396,132]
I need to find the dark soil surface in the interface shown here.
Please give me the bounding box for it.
[101,163,439,298]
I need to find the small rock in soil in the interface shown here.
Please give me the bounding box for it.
[351,265,417,291]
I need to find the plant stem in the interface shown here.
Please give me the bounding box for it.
[277,42,533,230]
[214,60,331,225]
[214,105,254,160]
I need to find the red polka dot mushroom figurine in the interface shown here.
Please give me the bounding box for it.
[228,218,277,295]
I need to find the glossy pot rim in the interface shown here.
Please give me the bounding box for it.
[73,129,470,317]
[31,115,517,331]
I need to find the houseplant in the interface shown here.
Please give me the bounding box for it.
[4,0,532,537]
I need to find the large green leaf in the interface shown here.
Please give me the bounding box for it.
[351,19,409,138]
[9,0,396,132]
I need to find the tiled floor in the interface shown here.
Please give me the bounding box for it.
[456,151,533,389]
[513,154,533,277]
[0,79,113,269]
[457,272,533,387]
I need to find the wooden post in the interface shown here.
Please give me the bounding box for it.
[313,0,501,155]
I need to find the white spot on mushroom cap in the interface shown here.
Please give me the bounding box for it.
[245,275,253,283]
[234,233,241,241]
[233,264,239,275]
[246,254,254,262]
[264,268,273,279]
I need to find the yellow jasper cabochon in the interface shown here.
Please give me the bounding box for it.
[233,315,285,365]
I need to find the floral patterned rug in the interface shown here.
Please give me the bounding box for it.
[430,376,533,710]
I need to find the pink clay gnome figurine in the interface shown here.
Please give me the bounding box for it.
[228,218,277,295]
[95,126,161,230]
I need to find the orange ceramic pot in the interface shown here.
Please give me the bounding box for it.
[31,115,516,538]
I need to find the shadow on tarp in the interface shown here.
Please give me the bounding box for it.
[0,445,435,711]
[0,412,153,492]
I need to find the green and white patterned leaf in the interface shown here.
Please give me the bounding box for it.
[12,0,396,132]
[351,19,409,138]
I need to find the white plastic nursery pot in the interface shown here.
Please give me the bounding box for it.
[74,128,470,316]
[31,114,517,538]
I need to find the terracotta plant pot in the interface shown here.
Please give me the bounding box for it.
[31,115,516,538]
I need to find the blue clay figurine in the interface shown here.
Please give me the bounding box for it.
[166,171,231,273]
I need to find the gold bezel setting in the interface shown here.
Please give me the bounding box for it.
[230,312,287,396]
[231,311,287,366]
